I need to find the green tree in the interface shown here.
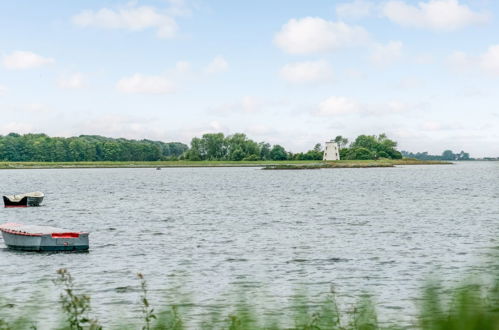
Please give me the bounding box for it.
[270,145,288,160]
[345,147,374,160]
[349,134,401,159]
[229,147,245,161]
[441,150,455,161]
[259,142,271,160]
[334,136,349,148]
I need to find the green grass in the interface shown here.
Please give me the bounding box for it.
[0,159,450,169]
[0,267,497,329]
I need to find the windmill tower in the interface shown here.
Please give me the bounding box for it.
[323,141,340,161]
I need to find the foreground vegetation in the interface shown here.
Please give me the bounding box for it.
[1,267,499,329]
[0,159,450,169]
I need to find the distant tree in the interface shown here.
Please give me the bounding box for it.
[243,154,259,161]
[442,150,454,160]
[402,150,472,161]
[229,146,245,161]
[349,134,401,159]
[270,145,288,160]
[259,142,271,160]
[344,147,374,160]
[334,136,349,148]
[457,151,470,160]
[184,132,293,161]
[202,133,226,160]
[0,133,188,162]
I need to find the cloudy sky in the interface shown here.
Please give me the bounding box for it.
[1,0,498,156]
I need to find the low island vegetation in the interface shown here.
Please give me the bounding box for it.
[0,132,453,169]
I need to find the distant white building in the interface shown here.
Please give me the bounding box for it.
[323,141,340,161]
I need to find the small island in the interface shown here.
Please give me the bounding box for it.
[0,132,456,169]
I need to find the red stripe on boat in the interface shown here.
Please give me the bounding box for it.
[51,233,80,238]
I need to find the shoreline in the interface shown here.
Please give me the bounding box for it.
[0,159,452,169]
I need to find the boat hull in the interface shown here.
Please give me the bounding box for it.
[1,231,89,251]
[3,196,44,207]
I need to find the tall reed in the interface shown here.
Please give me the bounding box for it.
[3,268,499,329]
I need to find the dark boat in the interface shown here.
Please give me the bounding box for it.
[3,192,44,207]
[0,223,89,251]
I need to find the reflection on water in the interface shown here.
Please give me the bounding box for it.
[0,162,498,326]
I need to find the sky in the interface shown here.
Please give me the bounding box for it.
[1,0,499,157]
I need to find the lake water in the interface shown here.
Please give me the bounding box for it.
[0,162,498,328]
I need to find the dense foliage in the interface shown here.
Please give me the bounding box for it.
[0,131,464,163]
[184,133,405,161]
[185,133,294,161]
[339,134,403,160]
[402,150,471,161]
[0,133,188,162]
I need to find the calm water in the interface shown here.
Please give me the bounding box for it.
[0,162,498,327]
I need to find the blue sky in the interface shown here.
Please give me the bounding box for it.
[1,0,498,156]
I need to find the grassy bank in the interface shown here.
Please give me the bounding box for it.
[0,268,497,329]
[263,159,450,169]
[0,159,450,169]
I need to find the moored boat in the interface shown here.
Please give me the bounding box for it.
[0,223,89,251]
[3,192,44,207]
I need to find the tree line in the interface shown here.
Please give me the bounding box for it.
[401,150,471,161]
[0,133,188,162]
[184,132,403,161]
[185,133,293,161]
[0,132,455,162]
[333,134,402,160]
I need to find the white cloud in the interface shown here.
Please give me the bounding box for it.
[274,17,369,54]
[209,120,225,131]
[381,101,411,113]
[448,45,499,75]
[165,0,193,17]
[336,0,375,20]
[58,73,86,89]
[211,96,264,113]
[421,121,443,131]
[175,60,191,73]
[413,53,434,64]
[382,0,489,31]
[480,45,499,75]
[316,97,417,116]
[239,96,262,113]
[204,56,229,74]
[279,60,333,84]
[72,5,178,38]
[77,115,166,140]
[0,85,7,95]
[0,122,33,134]
[448,50,471,69]
[210,96,289,114]
[317,96,361,116]
[116,74,176,94]
[3,51,54,70]
[22,103,54,113]
[246,124,274,135]
[395,77,424,89]
[369,41,403,65]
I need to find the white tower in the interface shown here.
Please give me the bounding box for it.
[323,141,340,161]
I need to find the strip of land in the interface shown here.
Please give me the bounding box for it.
[0,159,451,169]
